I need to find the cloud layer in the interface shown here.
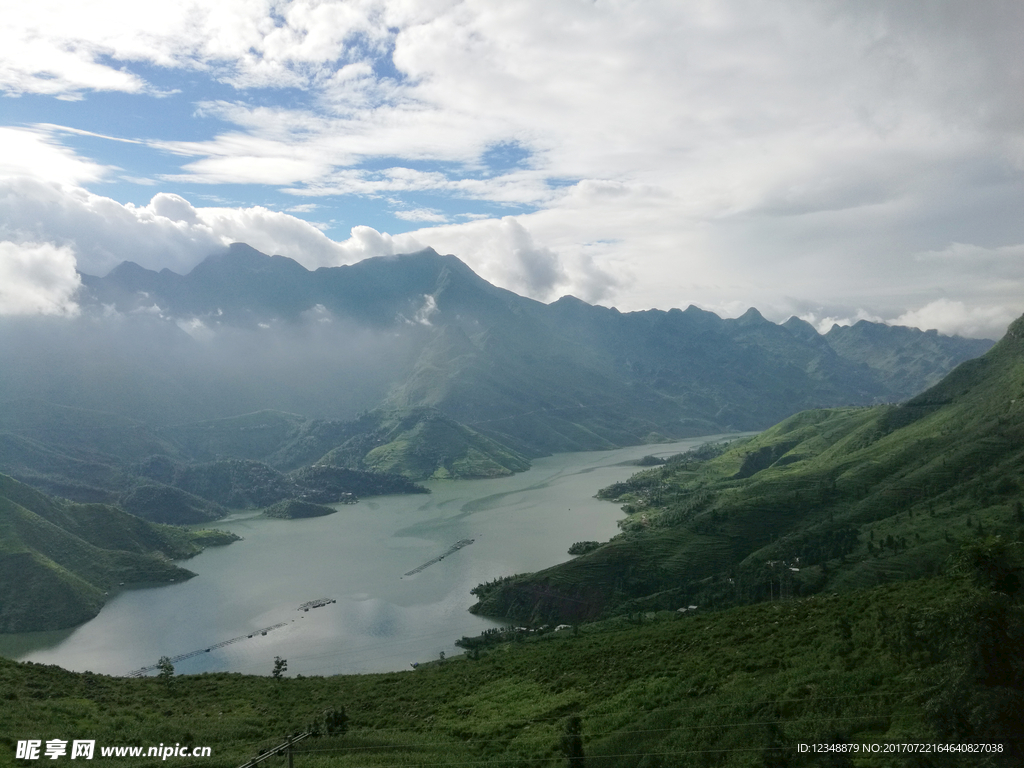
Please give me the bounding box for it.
[1,1,1022,337]
[0,241,81,316]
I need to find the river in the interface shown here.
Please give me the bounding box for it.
[0,436,736,677]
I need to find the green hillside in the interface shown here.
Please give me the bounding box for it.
[116,484,228,524]
[0,313,1020,765]
[470,316,1024,624]
[0,475,237,632]
[315,407,532,480]
[1,561,1021,766]
[158,410,329,465]
[823,319,994,399]
[0,399,179,462]
[263,499,338,518]
[13,246,992,460]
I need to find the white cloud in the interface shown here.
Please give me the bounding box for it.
[0,180,363,276]
[192,205,352,268]
[149,192,200,225]
[413,294,438,326]
[394,208,448,223]
[385,216,573,301]
[0,241,81,316]
[0,178,221,276]
[1,1,1023,336]
[798,309,887,335]
[0,0,394,97]
[0,127,111,185]
[892,299,1017,341]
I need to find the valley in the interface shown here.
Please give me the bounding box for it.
[1,246,1020,766]
[0,437,733,677]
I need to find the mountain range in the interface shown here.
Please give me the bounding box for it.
[470,312,1024,624]
[0,291,1020,765]
[70,244,991,446]
[0,244,994,526]
[2,246,1022,763]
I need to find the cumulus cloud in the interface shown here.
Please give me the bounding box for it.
[1,1,1023,336]
[192,205,352,269]
[0,241,81,316]
[0,127,111,185]
[148,192,201,225]
[0,0,394,98]
[892,299,1018,340]
[0,178,223,276]
[394,208,448,223]
[378,216,569,301]
[0,180,372,276]
[0,179,607,304]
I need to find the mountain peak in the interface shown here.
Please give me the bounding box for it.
[735,307,767,325]
[191,244,309,277]
[108,260,153,278]
[782,315,821,342]
[1006,313,1024,340]
[85,260,172,299]
[551,294,589,307]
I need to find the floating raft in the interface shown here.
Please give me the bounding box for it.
[298,597,336,611]
[403,538,475,577]
[125,621,289,677]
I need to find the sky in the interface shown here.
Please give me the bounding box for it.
[1,0,1022,338]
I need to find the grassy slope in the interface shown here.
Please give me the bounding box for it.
[0,399,179,462]
[470,317,1024,624]
[1,322,1022,764]
[316,407,532,480]
[0,475,236,632]
[157,410,312,463]
[0,403,430,513]
[1,570,1019,767]
[263,499,337,518]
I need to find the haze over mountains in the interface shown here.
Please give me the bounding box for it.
[0,244,994,519]
[3,247,1023,761]
[5,243,993,433]
[472,312,1024,624]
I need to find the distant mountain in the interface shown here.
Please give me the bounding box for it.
[0,402,430,519]
[0,244,999,511]
[69,244,995,450]
[470,313,1024,623]
[313,407,531,479]
[0,474,236,632]
[822,319,994,399]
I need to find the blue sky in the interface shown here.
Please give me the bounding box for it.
[1,1,1023,338]
[0,78,541,234]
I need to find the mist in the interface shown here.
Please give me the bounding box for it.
[0,307,425,427]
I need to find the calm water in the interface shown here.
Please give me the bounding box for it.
[0,436,734,677]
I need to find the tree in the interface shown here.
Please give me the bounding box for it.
[926,538,1024,763]
[272,656,287,679]
[157,656,174,684]
[560,715,585,766]
[322,708,348,736]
